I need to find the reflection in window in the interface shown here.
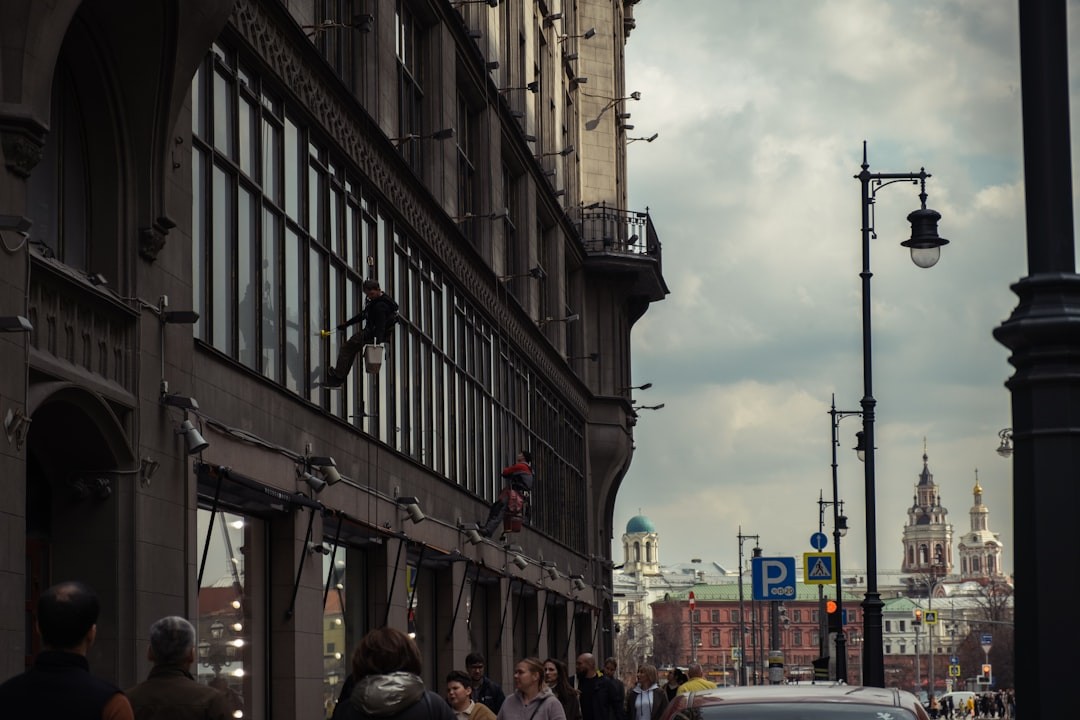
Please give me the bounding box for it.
[323,551,348,717]
[197,509,264,719]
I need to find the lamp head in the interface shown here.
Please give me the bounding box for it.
[396,496,425,524]
[902,207,949,268]
[837,514,849,537]
[512,554,529,571]
[853,431,866,462]
[300,471,327,494]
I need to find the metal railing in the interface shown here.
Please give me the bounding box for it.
[577,202,661,259]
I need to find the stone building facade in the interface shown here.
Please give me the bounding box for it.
[0,0,665,716]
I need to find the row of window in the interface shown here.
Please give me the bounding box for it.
[191,40,587,547]
[688,607,861,625]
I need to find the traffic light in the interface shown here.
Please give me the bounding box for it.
[980,664,992,684]
[913,609,923,626]
[826,599,841,633]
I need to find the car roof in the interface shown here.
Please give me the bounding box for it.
[663,684,928,716]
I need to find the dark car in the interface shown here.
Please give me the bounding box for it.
[659,684,931,720]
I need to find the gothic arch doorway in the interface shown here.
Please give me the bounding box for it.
[24,382,135,670]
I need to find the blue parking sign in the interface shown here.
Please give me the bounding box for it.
[752,556,796,601]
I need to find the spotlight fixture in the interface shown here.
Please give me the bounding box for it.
[157,295,200,324]
[542,561,559,580]
[307,542,332,555]
[486,60,500,71]
[396,496,425,524]
[627,133,659,144]
[537,145,575,158]
[568,352,600,362]
[460,522,485,545]
[632,403,665,412]
[391,128,455,145]
[570,77,588,86]
[619,124,635,132]
[498,266,547,282]
[522,133,538,143]
[161,393,200,411]
[543,12,562,26]
[300,471,327,494]
[0,316,32,332]
[307,455,342,486]
[512,554,529,571]
[553,189,566,198]
[570,575,586,591]
[538,313,579,328]
[996,428,1014,458]
[302,13,374,37]
[500,81,539,93]
[177,419,209,455]
[558,28,596,42]
[86,272,108,286]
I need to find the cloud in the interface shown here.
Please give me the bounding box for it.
[615,1,1020,576]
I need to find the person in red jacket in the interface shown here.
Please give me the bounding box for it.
[480,450,533,537]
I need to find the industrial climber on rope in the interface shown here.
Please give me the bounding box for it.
[480,450,534,538]
[325,279,399,387]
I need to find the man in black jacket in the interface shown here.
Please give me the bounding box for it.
[326,279,399,387]
[576,653,625,720]
[465,652,505,714]
[0,581,134,719]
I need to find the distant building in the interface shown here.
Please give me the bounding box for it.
[957,474,1005,581]
[612,514,730,672]
[901,448,953,575]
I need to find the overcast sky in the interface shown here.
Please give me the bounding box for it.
[611,1,1067,577]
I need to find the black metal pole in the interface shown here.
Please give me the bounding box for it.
[829,396,860,684]
[857,144,884,688]
[737,531,746,686]
[855,145,932,688]
[993,2,1078,716]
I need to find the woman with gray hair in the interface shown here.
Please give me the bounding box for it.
[126,616,233,719]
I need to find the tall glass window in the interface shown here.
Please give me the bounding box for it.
[197,509,267,719]
[191,40,587,548]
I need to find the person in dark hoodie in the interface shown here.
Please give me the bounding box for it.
[333,627,455,720]
[325,279,399,387]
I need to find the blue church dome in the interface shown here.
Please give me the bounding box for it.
[626,515,656,534]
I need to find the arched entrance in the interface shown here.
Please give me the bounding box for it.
[24,382,135,675]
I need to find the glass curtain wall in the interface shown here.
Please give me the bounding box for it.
[190,40,586,548]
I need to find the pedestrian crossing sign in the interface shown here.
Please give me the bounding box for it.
[948,664,961,677]
[803,552,836,584]
[924,610,938,625]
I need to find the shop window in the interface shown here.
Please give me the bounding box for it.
[196,509,267,719]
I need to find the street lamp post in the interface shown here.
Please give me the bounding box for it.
[736,529,760,686]
[854,142,949,688]
[828,395,861,682]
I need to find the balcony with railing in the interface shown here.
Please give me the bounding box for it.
[577,202,668,302]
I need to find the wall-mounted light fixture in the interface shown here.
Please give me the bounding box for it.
[391,128,455,145]
[307,541,332,555]
[558,28,596,42]
[539,313,579,328]
[570,574,586,591]
[568,352,599,362]
[161,393,200,411]
[302,13,374,37]
[618,124,635,132]
[0,316,32,332]
[452,209,510,222]
[537,145,575,158]
[486,60,500,71]
[460,522,485,545]
[140,456,159,487]
[499,266,547,282]
[453,0,499,7]
[543,12,562,25]
[178,420,209,455]
[500,81,539,93]
[298,455,340,494]
[632,403,665,412]
[86,272,108,287]
[627,132,659,144]
[620,383,652,392]
[541,561,559,581]
[569,77,588,87]
[396,496,425,524]
[4,407,31,450]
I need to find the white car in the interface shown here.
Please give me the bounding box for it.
[938,691,976,713]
